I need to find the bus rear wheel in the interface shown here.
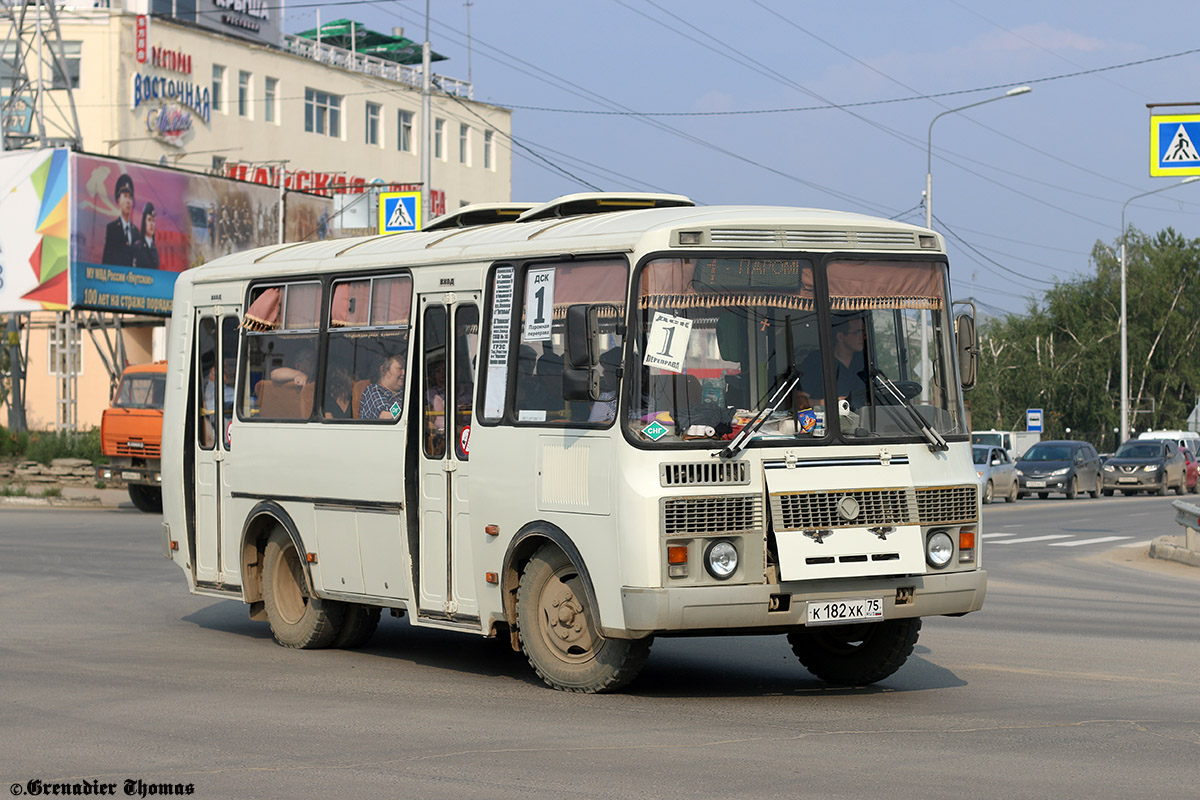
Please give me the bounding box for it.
[262,530,343,649]
[788,618,921,686]
[128,484,162,513]
[516,544,650,693]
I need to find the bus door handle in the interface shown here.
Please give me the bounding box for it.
[442,459,457,473]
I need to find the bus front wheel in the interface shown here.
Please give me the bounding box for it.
[262,529,344,649]
[788,618,921,686]
[516,544,650,693]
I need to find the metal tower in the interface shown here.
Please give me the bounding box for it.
[0,0,83,151]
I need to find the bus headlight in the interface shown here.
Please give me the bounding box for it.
[704,539,738,580]
[926,530,954,569]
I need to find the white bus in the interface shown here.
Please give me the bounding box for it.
[161,192,985,693]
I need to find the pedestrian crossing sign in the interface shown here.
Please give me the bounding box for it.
[378,191,422,234]
[1150,114,1200,176]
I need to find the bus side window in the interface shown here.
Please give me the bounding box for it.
[325,274,413,423]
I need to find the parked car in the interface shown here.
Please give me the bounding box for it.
[1015,440,1102,499]
[1103,439,1188,496]
[974,444,1018,504]
[1182,447,1199,494]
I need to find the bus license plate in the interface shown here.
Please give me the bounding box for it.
[1026,480,1046,488]
[806,598,884,626]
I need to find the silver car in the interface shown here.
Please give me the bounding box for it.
[974,444,1018,504]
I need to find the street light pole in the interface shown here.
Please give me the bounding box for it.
[1118,175,1200,445]
[922,86,1030,399]
[925,86,1031,229]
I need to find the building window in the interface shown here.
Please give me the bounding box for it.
[264,77,278,123]
[366,102,381,146]
[212,64,226,113]
[434,118,445,160]
[305,88,342,137]
[238,70,251,118]
[0,40,81,89]
[459,123,470,165]
[483,130,493,170]
[48,323,83,376]
[398,110,413,152]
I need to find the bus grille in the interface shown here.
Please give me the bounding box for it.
[772,485,977,530]
[773,489,915,530]
[709,228,777,244]
[660,461,750,487]
[915,485,978,524]
[663,494,763,536]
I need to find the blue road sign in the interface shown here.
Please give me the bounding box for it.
[1026,408,1043,433]
[378,191,421,233]
[1150,115,1200,176]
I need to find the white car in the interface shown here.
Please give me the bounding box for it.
[974,444,1018,504]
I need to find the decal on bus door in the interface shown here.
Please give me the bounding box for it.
[643,312,692,374]
[522,268,555,342]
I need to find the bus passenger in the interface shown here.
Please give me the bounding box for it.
[325,366,353,419]
[361,354,406,420]
[271,348,316,387]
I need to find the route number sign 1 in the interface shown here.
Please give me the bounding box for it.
[522,268,555,342]
[643,312,692,373]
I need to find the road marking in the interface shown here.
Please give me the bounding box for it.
[990,534,1075,544]
[1048,536,1133,547]
[1117,539,1153,548]
[981,533,1017,539]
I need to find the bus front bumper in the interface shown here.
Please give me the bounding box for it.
[616,569,986,637]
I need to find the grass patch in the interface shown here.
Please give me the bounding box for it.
[0,484,28,497]
[39,486,62,498]
[0,426,102,465]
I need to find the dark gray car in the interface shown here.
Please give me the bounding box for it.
[1015,439,1102,499]
[1101,439,1187,496]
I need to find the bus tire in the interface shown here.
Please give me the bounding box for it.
[516,544,650,693]
[332,604,381,649]
[788,618,920,686]
[262,529,343,649]
[128,484,162,513]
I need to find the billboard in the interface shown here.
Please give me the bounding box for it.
[0,149,71,313]
[71,154,329,316]
[0,151,333,316]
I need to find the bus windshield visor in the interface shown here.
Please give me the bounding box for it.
[629,256,966,446]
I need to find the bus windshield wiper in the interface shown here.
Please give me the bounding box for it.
[871,369,948,452]
[718,367,801,460]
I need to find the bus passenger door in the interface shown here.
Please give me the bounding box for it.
[192,311,238,588]
[415,295,480,623]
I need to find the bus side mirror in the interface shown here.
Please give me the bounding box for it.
[956,312,977,391]
[564,304,601,401]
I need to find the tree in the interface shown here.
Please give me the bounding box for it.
[968,227,1200,449]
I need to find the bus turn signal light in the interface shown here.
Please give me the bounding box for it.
[667,544,688,578]
[485,572,499,585]
[306,552,318,564]
[485,524,500,536]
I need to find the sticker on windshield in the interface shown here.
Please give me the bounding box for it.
[643,312,692,373]
[642,420,670,441]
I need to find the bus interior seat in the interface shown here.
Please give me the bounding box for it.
[651,373,702,415]
[351,379,371,419]
[256,380,315,420]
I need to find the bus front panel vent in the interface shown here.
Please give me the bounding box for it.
[660,461,750,487]
[662,494,763,537]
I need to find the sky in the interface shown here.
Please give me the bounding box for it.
[284,1,1200,318]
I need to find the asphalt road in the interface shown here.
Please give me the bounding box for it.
[0,499,1196,800]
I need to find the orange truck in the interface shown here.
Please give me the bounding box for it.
[96,362,166,513]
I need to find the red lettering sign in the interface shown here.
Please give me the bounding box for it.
[135,17,149,63]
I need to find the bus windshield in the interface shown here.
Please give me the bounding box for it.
[629,256,965,446]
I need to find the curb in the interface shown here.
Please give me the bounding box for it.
[1149,535,1200,568]
[0,495,104,508]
